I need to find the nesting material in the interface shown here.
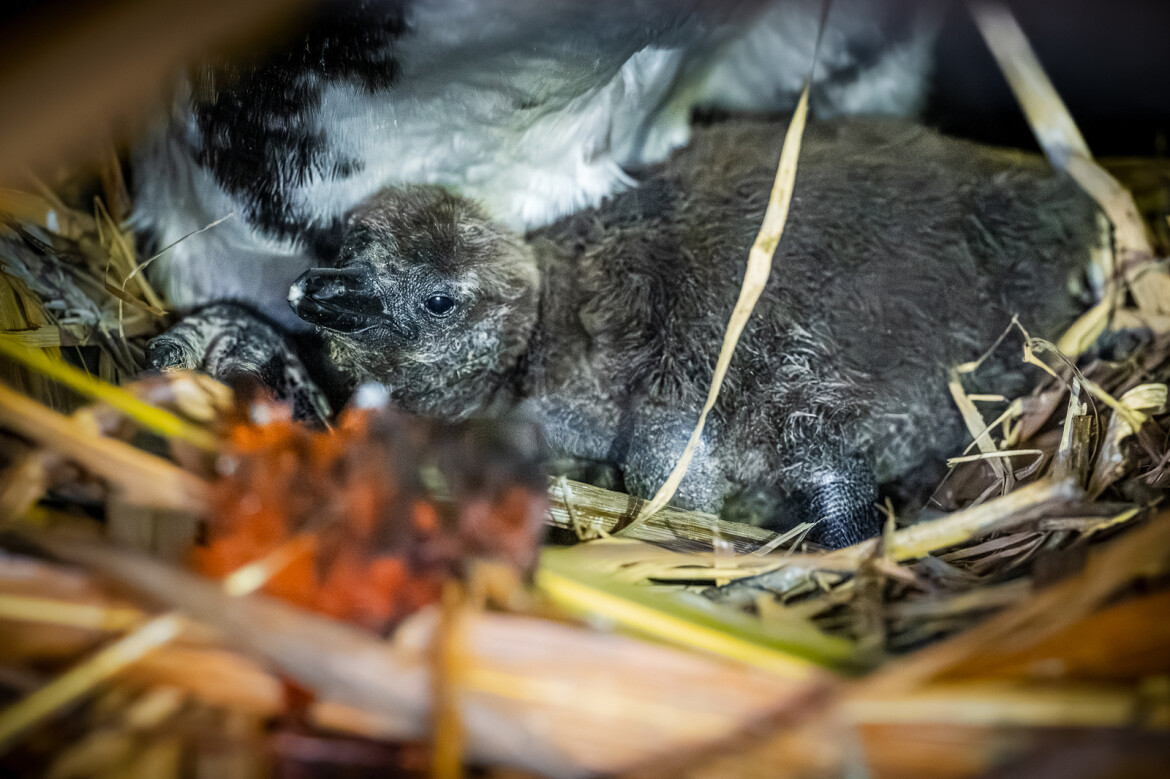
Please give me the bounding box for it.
[3,183,1170,775]
[2,6,1170,777]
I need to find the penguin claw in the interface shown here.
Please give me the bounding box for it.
[148,303,332,423]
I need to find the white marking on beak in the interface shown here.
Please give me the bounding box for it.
[353,382,390,408]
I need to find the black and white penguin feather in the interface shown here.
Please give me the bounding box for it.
[133,0,936,327]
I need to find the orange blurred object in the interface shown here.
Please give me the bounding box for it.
[192,402,547,633]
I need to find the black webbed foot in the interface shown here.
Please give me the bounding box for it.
[148,303,331,423]
[795,467,881,549]
[724,457,881,549]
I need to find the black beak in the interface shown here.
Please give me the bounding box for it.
[289,266,384,333]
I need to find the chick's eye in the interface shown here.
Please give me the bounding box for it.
[424,294,455,316]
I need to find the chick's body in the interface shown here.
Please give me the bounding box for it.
[295,119,1100,547]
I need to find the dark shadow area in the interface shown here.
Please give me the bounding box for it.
[927,0,1170,156]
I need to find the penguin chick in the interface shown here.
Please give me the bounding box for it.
[286,118,1099,548]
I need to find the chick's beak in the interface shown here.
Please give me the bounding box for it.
[289,265,384,333]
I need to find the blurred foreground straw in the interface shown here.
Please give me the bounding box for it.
[0,0,314,186]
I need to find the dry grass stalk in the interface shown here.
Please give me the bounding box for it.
[0,169,222,412]
[0,192,158,383]
[718,478,1082,603]
[884,579,1031,624]
[32,532,825,777]
[0,611,185,753]
[970,1,1170,335]
[861,506,1170,694]
[93,197,165,318]
[0,579,508,748]
[0,448,53,523]
[1049,379,1089,483]
[0,245,70,407]
[430,581,468,779]
[1067,155,1170,317]
[42,685,189,778]
[535,563,847,675]
[0,381,208,512]
[630,523,1170,779]
[945,588,1170,683]
[0,506,365,760]
[547,476,775,552]
[949,366,1011,493]
[967,2,1089,164]
[628,683,1170,778]
[629,83,811,529]
[549,539,798,584]
[126,646,285,717]
[0,594,141,633]
[846,681,1168,729]
[0,338,217,450]
[1088,383,1167,497]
